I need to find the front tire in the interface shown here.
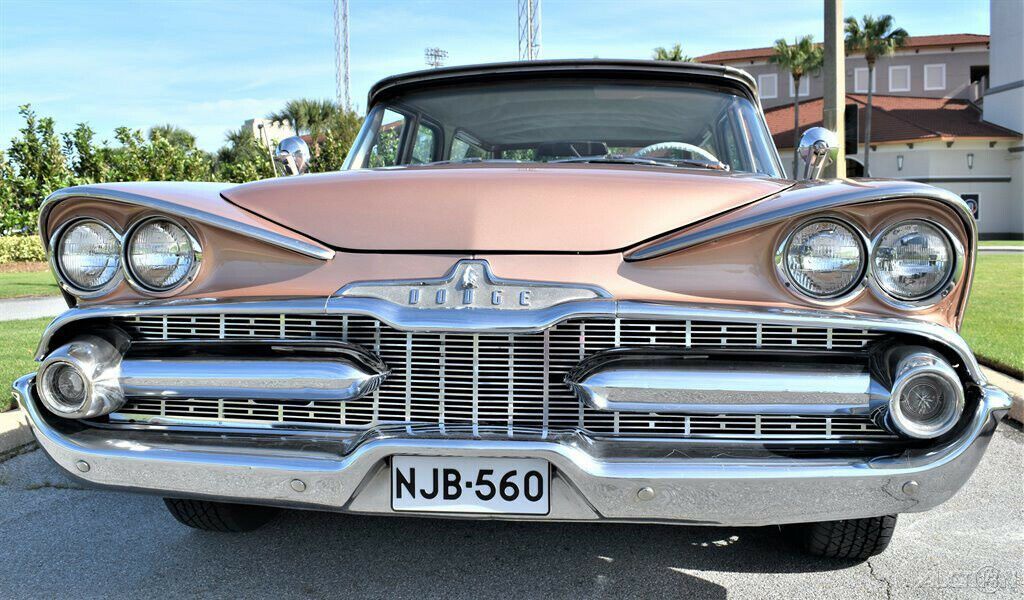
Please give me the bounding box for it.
[163,498,279,532]
[797,515,898,560]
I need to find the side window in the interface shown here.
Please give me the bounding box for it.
[450,134,489,161]
[410,123,438,164]
[367,109,406,167]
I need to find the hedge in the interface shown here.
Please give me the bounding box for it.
[0,235,47,263]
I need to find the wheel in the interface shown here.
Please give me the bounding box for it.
[796,515,898,560]
[163,498,279,532]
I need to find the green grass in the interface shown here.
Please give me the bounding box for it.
[0,269,59,299]
[1,318,50,412]
[961,254,1024,377]
[979,240,1024,246]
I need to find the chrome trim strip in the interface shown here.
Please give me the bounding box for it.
[565,357,884,415]
[39,186,334,261]
[34,297,987,384]
[13,373,1013,526]
[625,182,978,262]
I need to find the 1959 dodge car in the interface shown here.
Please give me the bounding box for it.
[14,60,1011,560]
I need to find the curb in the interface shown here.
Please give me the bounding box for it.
[981,366,1024,425]
[0,408,34,456]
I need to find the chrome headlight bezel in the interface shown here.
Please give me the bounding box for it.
[868,219,963,309]
[775,216,869,304]
[123,216,203,296]
[48,218,124,298]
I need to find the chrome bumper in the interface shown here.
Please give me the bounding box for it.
[13,374,1011,526]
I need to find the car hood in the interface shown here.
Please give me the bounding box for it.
[222,164,791,252]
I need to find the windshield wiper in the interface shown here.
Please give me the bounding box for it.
[551,155,729,171]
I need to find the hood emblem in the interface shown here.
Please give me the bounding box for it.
[336,260,608,310]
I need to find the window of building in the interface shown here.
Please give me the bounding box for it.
[888,65,911,92]
[924,64,946,91]
[788,74,810,97]
[970,65,990,89]
[758,73,778,99]
[853,67,875,93]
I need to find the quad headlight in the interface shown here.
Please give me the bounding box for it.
[125,218,201,292]
[53,220,122,294]
[781,218,866,299]
[871,220,954,301]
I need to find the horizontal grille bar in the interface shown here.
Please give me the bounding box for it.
[112,313,889,441]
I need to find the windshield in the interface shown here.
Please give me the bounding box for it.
[344,79,783,177]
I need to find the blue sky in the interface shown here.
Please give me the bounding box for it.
[0,0,989,151]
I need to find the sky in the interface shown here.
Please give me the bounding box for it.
[0,0,990,151]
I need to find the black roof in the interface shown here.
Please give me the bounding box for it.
[367,59,759,108]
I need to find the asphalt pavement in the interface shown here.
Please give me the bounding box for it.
[0,423,1021,599]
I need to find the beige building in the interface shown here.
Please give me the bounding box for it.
[696,29,1023,239]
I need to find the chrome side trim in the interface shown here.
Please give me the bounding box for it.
[39,186,334,261]
[625,182,978,262]
[34,297,987,384]
[13,373,1013,526]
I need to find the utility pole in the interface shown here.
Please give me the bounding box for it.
[334,0,351,110]
[822,0,846,178]
[518,0,541,60]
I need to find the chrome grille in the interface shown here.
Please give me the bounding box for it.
[113,314,890,440]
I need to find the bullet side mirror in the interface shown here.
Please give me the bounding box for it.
[798,127,839,180]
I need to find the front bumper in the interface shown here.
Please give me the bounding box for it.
[13,374,1011,527]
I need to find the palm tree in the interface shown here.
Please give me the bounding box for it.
[268,99,342,138]
[652,43,692,62]
[148,124,196,148]
[769,36,824,176]
[845,14,908,176]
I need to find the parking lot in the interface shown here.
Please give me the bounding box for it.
[0,422,1020,599]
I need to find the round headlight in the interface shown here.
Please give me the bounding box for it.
[871,220,953,301]
[782,219,865,299]
[126,218,199,291]
[55,220,121,292]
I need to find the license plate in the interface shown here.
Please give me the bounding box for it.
[391,456,550,515]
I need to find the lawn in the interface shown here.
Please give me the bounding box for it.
[979,240,1024,246]
[961,253,1024,377]
[0,264,59,299]
[0,317,50,412]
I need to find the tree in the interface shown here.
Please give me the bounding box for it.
[267,98,343,139]
[769,35,824,176]
[149,124,197,149]
[652,43,692,62]
[845,14,908,176]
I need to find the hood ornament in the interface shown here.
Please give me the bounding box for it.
[336,260,609,310]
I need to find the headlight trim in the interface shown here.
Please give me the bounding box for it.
[775,215,869,305]
[867,218,964,310]
[123,215,203,296]
[49,217,124,298]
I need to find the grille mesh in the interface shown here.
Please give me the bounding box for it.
[113,314,890,440]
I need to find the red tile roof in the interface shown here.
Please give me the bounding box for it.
[695,33,989,64]
[765,94,1020,149]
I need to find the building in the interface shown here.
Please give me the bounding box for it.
[696,28,1023,239]
[242,118,296,150]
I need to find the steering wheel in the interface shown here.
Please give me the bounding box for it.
[632,142,720,163]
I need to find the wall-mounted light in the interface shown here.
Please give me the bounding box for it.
[967,153,974,170]
[897,155,904,171]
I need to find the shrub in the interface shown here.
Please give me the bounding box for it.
[0,235,47,263]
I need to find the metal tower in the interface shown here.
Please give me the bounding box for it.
[334,0,351,110]
[517,0,541,60]
[425,47,448,68]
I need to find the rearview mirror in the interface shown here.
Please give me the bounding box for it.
[798,127,839,180]
[274,136,311,176]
